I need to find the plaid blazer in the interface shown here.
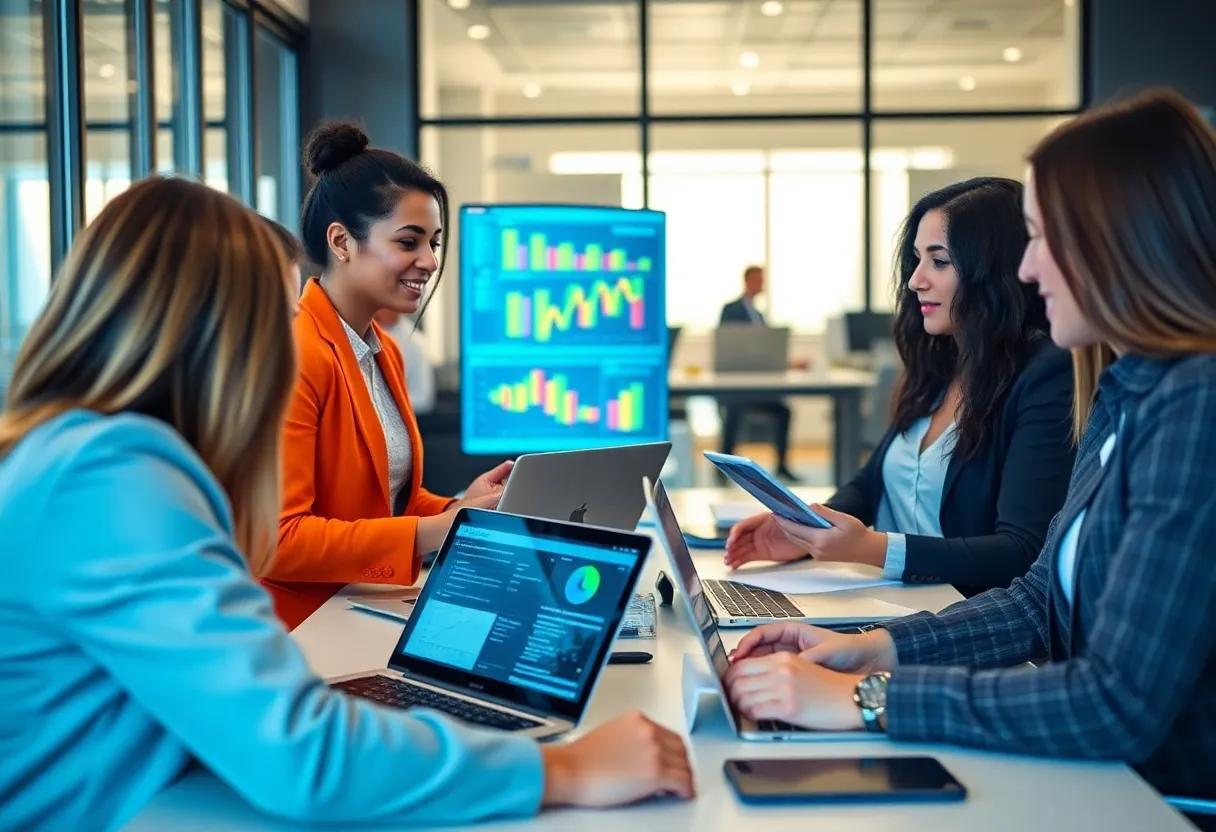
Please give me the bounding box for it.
[883,354,1216,800]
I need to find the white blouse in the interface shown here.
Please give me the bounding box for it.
[340,318,413,510]
[874,415,957,580]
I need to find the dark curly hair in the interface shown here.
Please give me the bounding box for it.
[890,177,1049,460]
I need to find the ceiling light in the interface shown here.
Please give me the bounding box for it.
[98,63,116,80]
[731,79,751,96]
[448,0,471,8]
[760,0,784,16]
[466,23,490,40]
[1002,46,1023,63]
[958,75,977,92]
[739,51,759,69]
[522,82,542,99]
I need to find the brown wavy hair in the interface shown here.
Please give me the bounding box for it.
[0,177,297,574]
[1029,90,1216,439]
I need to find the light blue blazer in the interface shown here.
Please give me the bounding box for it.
[0,411,543,831]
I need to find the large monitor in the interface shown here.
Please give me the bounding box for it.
[459,204,668,455]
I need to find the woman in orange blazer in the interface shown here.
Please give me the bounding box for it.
[265,123,510,629]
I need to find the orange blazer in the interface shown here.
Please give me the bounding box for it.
[265,279,452,629]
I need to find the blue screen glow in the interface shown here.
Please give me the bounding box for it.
[460,204,668,454]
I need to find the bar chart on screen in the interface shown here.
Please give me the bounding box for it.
[469,363,663,447]
[501,277,649,344]
[499,228,655,274]
[486,368,647,432]
[460,204,668,454]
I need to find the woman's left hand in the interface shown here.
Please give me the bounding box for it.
[455,460,514,510]
[773,505,887,568]
[724,652,864,731]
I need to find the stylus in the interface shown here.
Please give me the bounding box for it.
[609,651,654,665]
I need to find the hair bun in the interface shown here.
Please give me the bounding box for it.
[304,122,369,176]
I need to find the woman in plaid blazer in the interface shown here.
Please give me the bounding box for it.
[722,88,1216,807]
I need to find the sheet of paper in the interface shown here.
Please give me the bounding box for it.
[729,560,901,595]
[710,501,759,528]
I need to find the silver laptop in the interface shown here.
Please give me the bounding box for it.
[642,478,894,629]
[330,507,650,740]
[642,478,868,743]
[498,441,671,530]
[713,324,790,372]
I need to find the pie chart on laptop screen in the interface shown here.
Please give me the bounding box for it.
[565,565,601,605]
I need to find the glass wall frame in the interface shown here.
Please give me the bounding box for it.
[415,0,1088,316]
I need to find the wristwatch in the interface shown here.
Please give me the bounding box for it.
[853,672,891,733]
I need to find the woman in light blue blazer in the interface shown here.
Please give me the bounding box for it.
[0,177,693,832]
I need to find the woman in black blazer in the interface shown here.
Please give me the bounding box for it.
[726,178,1076,596]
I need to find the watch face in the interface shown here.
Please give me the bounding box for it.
[858,674,888,710]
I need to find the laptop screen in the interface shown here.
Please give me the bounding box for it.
[390,508,649,720]
[646,480,731,683]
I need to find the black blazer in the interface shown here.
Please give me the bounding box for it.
[826,338,1076,596]
[720,297,762,325]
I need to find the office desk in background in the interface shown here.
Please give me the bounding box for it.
[126,488,1192,832]
[670,368,876,486]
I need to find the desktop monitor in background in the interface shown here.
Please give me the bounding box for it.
[459,204,668,455]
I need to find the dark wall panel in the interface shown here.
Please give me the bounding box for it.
[1089,0,1216,109]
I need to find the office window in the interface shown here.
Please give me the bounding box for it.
[419,0,641,119]
[872,0,1082,111]
[255,25,299,226]
[82,0,134,224]
[650,123,864,332]
[420,124,642,357]
[1,3,51,393]
[648,0,862,115]
[868,116,1067,308]
[154,0,179,174]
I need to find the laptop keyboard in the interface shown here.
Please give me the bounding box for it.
[757,719,813,734]
[705,579,802,619]
[334,675,544,733]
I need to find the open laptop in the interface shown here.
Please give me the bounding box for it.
[330,507,650,740]
[642,477,868,742]
[498,441,671,530]
[713,324,790,373]
[642,477,895,628]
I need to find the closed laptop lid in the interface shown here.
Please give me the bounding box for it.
[713,325,790,372]
[498,441,672,530]
[388,508,650,723]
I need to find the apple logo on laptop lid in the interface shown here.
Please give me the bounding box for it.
[569,503,588,523]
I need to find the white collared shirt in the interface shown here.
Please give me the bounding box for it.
[340,318,413,509]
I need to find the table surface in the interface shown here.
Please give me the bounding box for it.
[127,487,1191,832]
[670,368,876,393]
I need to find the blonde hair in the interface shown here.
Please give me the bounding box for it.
[1070,344,1116,444]
[0,177,297,575]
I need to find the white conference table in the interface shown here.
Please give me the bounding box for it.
[126,487,1192,831]
[669,369,876,485]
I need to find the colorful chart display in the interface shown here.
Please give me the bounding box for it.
[460,205,668,454]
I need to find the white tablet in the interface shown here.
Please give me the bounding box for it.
[703,451,833,529]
